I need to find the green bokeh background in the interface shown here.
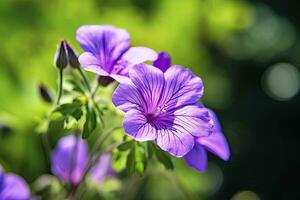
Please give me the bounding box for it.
[1,0,299,199]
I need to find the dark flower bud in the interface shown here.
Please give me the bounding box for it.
[0,123,12,137]
[38,83,53,103]
[54,40,68,69]
[97,76,114,87]
[65,42,80,69]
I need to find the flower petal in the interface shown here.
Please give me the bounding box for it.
[123,109,157,141]
[120,47,158,68]
[184,144,208,172]
[51,135,89,185]
[207,109,222,132]
[76,25,130,72]
[1,174,30,199]
[173,104,214,137]
[0,165,4,184]
[129,64,165,113]
[153,51,171,72]
[162,65,204,109]
[155,124,195,157]
[90,154,115,184]
[197,131,230,161]
[112,82,145,112]
[78,52,109,76]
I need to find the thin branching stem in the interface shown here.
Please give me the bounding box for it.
[56,69,64,105]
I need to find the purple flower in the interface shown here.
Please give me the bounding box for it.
[76,25,158,83]
[0,166,30,200]
[184,109,230,171]
[51,135,89,186]
[112,64,214,157]
[153,51,171,72]
[90,154,115,184]
[51,135,115,185]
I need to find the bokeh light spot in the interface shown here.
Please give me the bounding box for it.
[231,190,260,200]
[262,63,300,101]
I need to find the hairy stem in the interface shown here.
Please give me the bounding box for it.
[56,69,64,105]
[78,67,92,93]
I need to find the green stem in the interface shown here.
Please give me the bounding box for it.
[71,127,123,197]
[91,82,100,98]
[78,67,92,93]
[56,69,63,105]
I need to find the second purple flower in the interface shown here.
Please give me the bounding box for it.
[76,25,158,83]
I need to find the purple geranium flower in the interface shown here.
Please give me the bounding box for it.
[0,165,30,200]
[153,51,171,73]
[112,64,214,157]
[51,135,89,186]
[184,109,230,171]
[76,25,158,83]
[51,135,115,185]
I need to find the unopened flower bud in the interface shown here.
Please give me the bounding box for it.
[38,83,53,103]
[97,76,114,87]
[54,40,68,69]
[65,42,80,69]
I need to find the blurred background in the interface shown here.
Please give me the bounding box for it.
[0,0,299,199]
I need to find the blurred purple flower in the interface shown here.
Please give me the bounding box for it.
[76,25,158,83]
[0,165,30,200]
[153,51,171,72]
[51,135,88,186]
[90,154,115,184]
[184,109,230,171]
[51,136,115,185]
[113,64,214,157]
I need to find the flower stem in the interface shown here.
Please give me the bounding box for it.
[56,69,63,105]
[70,127,123,197]
[77,67,92,93]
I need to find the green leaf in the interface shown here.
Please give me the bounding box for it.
[112,149,128,172]
[147,142,154,159]
[82,103,98,139]
[126,146,136,175]
[135,144,147,176]
[54,101,83,121]
[117,141,134,151]
[154,145,174,170]
[47,113,66,136]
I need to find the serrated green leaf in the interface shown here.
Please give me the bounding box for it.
[126,146,136,175]
[112,149,127,172]
[154,146,174,170]
[90,108,97,130]
[117,141,134,151]
[135,145,147,176]
[82,103,98,139]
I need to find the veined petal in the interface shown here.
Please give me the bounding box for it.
[173,104,214,137]
[123,109,157,141]
[112,83,145,112]
[153,51,171,72]
[76,25,130,72]
[184,144,208,172]
[156,124,195,157]
[1,174,30,199]
[162,65,204,109]
[121,47,158,68]
[78,52,109,76]
[129,64,165,113]
[196,131,230,161]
